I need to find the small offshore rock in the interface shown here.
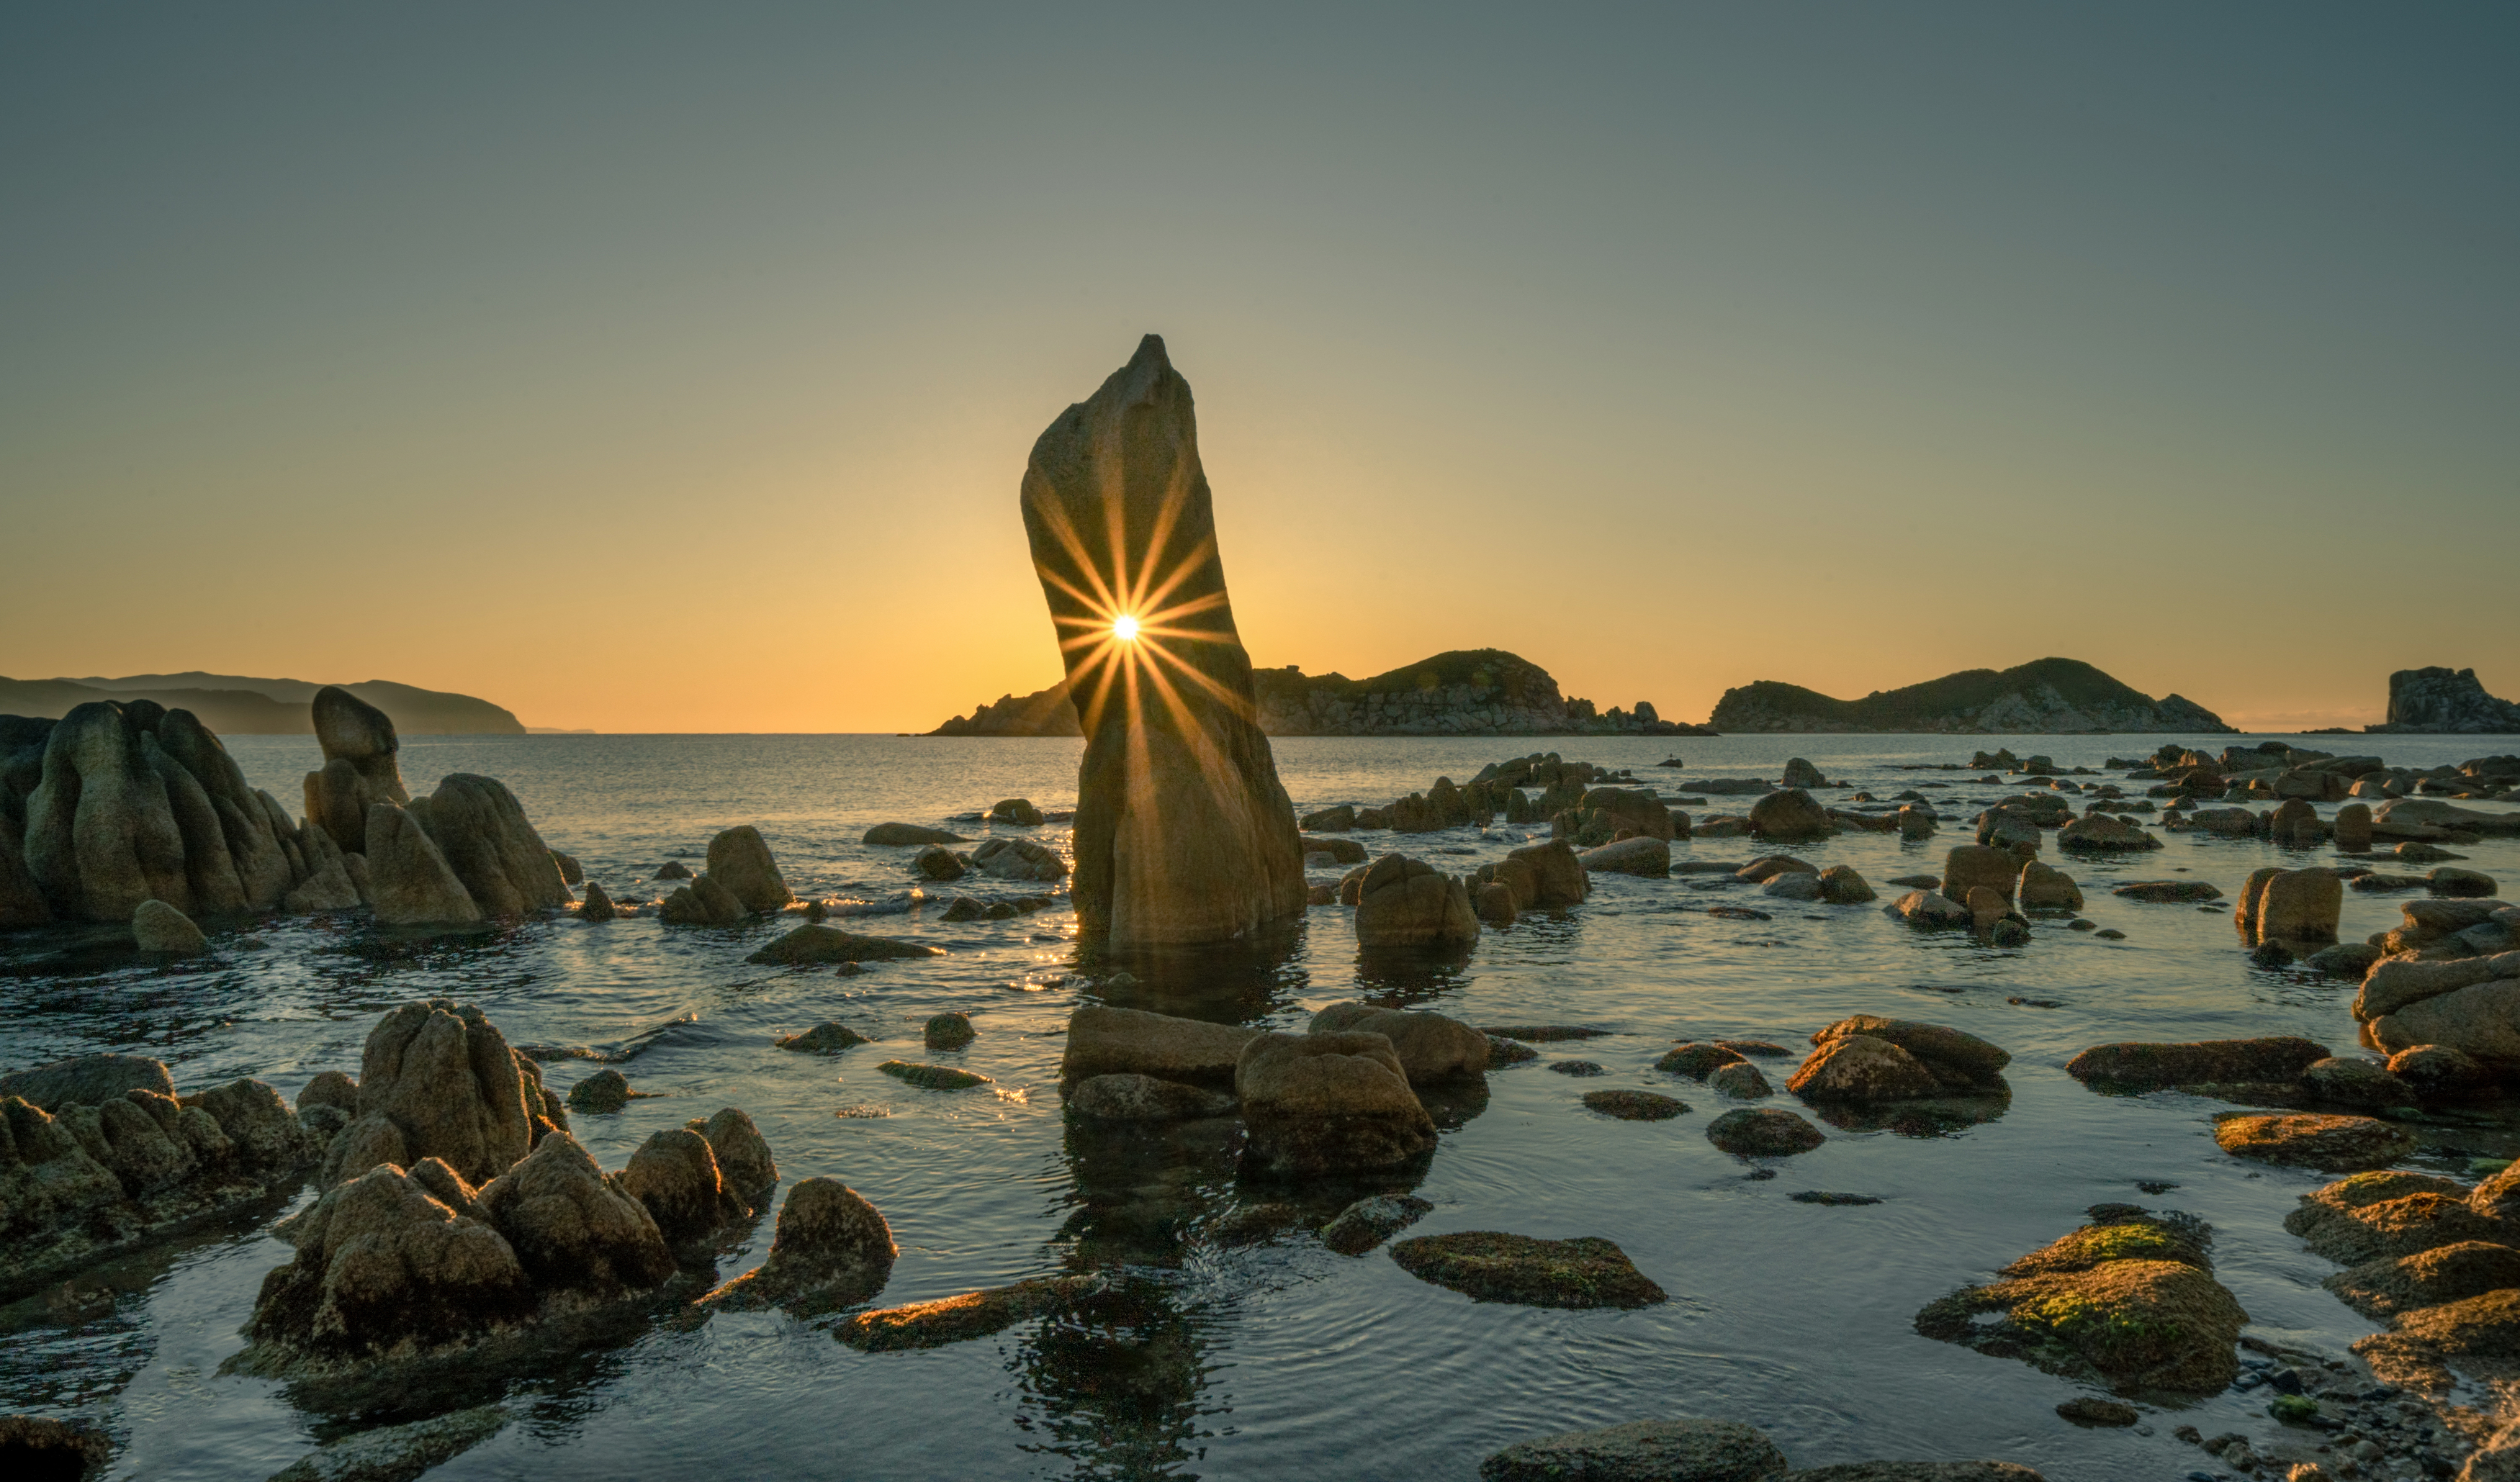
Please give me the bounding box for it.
[1709,1062,1772,1099]
[864,823,966,846]
[1706,1108,1825,1157]
[1320,1194,1433,1255]
[777,1021,870,1053]
[565,1068,632,1113]
[876,1061,992,1092]
[1549,1059,1606,1077]
[2056,1396,2140,1427]
[1583,1090,1688,1121]
[924,1013,975,1051]
[1390,1231,1666,1309]
[1477,1418,1786,1482]
[745,923,940,966]
[1789,1190,1881,1206]
[707,1177,895,1316]
[131,899,209,955]
[1657,1042,1747,1079]
[576,880,617,921]
[836,1274,1096,1352]
[2214,1113,2416,1172]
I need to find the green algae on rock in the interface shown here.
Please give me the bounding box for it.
[1914,1213,2245,1396]
[1389,1231,1666,1309]
[2283,1170,2508,1265]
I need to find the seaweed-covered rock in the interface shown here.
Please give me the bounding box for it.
[1236,1031,1437,1177]
[1390,1231,1665,1309]
[2213,1112,2415,1172]
[1709,1062,1772,1099]
[2064,1036,2328,1088]
[706,1178,895,1316]
[2356,1288,2520,1393]
[835,1274,1097,1352]
[2285,1171,2509,1265]
[1478,1419,1785,1482]
[474,1132,675,1299]
[1706,1108,1824,1157]
[744,924,940,966]
[876,1061,992,1091]
[2324,1241,2520,1321]
[1320,1194,1433,1256]
[1307,1003,1488,1085]
[243,1162,534,1364]
[1786,1036,1940,1103]
[1066,1073,1235,1121]
[1060,1006,1259,1087]
[1914,1212,2245,1394]
[2110,880,2220,903]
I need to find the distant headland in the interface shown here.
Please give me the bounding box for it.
[1707,658,2234,735]
[0,673,526,736]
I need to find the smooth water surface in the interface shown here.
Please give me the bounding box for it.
[4,732,2514,1480]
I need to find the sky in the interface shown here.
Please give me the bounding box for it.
[3,4,2514,733]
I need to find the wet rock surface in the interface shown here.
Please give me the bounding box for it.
[1389,1231,1666,1309]
[1478,1418,1786,1482]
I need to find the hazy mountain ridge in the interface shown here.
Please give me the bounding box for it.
[0,673,527,736]
[932,648,1698,737]
[1706,658,2233,734]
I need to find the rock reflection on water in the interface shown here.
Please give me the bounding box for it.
[1009,1275,1228,1481]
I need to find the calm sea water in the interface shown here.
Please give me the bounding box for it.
[3,731,2515,1481]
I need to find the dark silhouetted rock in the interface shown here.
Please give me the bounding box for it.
[865,823,967,846]
[745,923,940,965]
[706,1178,894,1315]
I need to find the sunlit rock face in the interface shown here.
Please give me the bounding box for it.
[1020,335,1306,946]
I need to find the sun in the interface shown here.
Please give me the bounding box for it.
[1112,614,1140,642]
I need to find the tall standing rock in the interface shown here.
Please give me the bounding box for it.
[406,774,571,915]
[22,702,193,921]
[304,685,410,856]
[1019,335,1305,946]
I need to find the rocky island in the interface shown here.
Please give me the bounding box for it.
[2372,668,2520,735]
[0,673,527,736]
[1707,657,2233,734]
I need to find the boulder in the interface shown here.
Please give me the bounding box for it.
[2056,815,2160,851]
[1066,1072,1236,1121]
[744,923,940,965]
[2300,1057,2416,1110]
[1706,1108,1824,1157]
[923,1013,976,1051]
[405,774,570,916]
[322,1000,552,1187]
[130,897,210,955]
[657,875,747,926]
[1735,856,1816,884]
[0,1053,175,1111]
[1580,836,1670,877]
[2325,1242,2520,1321]
[302,685,410,856]
[2355,949,2520,1020]
[2064,1036,2328,1088]
[1889,890,1971,928]
[364,803,485,926]
[619,1127,747,1244]
[686,1107,777,1201]
[1498,840,1589,908]
[876,1061,992,1090]
[1762,872,1822,902]
[1391,1231,1666,1309]
[1657,1042,1747,1078]
[1940,846,2020,908]
[2283,1171,2503,1265]
[2251,869,2343,945]
[1786,1036,1941,1102]
[576,880,617,921]
[566,1069,631,1113]
[2335,803,2375,852]
[699,825,791,913]
[1811,1017,2009,1088]
[1235,1031,1437,1176]
[988,798,1044,826]
[1814,866,1874,905]
[2388,1044,2490,1093]
[243,1162,531,1363]
[864,823,966,846]
[2213,1112,2416,1171]
[20,702,195,922]
[1300,834,1367,864]
[706,1178,895,1314]
[2367,977,2520,1062]
[970,836,1068,881]
[475,1131,675,1298]
[1020,338,1307,946]
[2432,867,2500,898]
[1061,1006,1259,1086]
[2016,862,2082,911]
[776,1021,870,1053]
[914,844,966,881]
[1747,789,1832,842]
[1353,854,1477,948]
[1308,1003,1489,1084]
[1583,1089,1690,1120]
[1300,805,1355,832]
[1478,1419,1786,1482]
[2110,880,2221,903]
[1579,786,1675,841]
[1709,1062,1772,1099]
[1474,881,1518,926]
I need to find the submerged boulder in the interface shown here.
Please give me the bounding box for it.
[1706,1108,1825,1157]
[1479,1419,1786,1482]
[837,1274,1098,1352]
[865,822,966,846]
[745,924,940,965]
[2064,1036,2328,1089]
[1390,1231,1666,1309]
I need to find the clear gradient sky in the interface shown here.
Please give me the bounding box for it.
[4,4,2514,733]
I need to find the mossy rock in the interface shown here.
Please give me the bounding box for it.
[876,1061,992,1091]
[835,1275,1094,1352]
[1389,1232,1665,1309]
[2213,1112,2415,1173]
[923,1013,975,1051]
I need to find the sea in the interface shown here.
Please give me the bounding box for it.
[2,731,2514,1481]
